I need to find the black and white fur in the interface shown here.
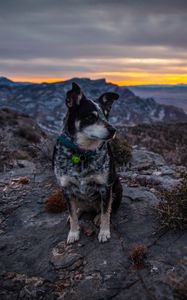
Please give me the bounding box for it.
[53,83,122,243]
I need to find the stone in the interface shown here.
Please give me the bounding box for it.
[51,244,83,270]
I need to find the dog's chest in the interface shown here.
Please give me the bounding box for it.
[54,141,109,176]
[54,141,109,200]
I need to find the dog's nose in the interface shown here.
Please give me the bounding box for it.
[108,127,116,139]
[109,127,116,136]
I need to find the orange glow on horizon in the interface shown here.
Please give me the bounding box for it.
[10,76,68,83]
[9,73,187,86]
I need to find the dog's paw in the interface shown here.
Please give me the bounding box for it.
[98,230,111,243]
[67,230,80,244]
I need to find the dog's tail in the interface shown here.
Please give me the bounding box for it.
[112,175,123,213]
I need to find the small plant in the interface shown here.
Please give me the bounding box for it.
[173,278,187,300]
[45,190,67,213]
[129,244,148,269]
[110,136,132,166]
[168,259,187,300]
[15,127,40,144]
[156,181,187,232]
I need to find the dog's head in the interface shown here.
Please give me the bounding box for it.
[64,82,119,150]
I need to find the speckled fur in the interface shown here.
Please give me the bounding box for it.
[53,82,122,243]
[54,141,109,201]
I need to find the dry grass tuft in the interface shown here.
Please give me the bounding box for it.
[173,278,187,300]
[45,190,67,213]
[168,259,187,300]
[156,181,187,232]
[129,245,148,269]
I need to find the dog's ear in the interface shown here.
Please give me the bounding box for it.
[98,92,119,118]
[66,82,83,108]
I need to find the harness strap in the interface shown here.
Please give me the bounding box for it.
[57,134,97,158]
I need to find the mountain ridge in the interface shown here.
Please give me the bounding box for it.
[129,84,187,113]
[0,77,186,132]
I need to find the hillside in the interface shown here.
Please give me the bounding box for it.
[0,77,187,133]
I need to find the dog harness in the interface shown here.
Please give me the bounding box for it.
[54,133,109,178]
[57,134,96,164]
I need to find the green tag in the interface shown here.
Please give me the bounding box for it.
[71,154,81,164]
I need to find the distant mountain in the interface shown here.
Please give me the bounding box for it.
[128,84,187,88]
[0,77,187,133]
[0,77,15,86]
[0,76,32,87]
[129,84,187,113]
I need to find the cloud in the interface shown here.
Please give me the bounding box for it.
[0,0,187,82]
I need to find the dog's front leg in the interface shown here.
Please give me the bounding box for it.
[66,196,80,244]
[98,187,112,243]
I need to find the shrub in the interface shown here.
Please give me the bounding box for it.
[129,244,148,269]
[173,278,187,300]
[45,190,67,213]
[156,181,187,232]
[15,127,40,144]
[110,136,132,166]
[168,259,187,300]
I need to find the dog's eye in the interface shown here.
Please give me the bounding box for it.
[84,114,98,123]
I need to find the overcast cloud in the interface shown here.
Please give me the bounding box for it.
[0,0,187,84]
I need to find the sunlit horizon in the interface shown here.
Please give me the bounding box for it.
[6,74,187,86]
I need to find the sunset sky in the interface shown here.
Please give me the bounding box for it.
[1,0,187,85]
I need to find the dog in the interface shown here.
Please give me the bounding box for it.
[53,82,122,243]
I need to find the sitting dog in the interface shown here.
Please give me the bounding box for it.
[53,82,122,243]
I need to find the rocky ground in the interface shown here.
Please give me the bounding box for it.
[0,109,187,300]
